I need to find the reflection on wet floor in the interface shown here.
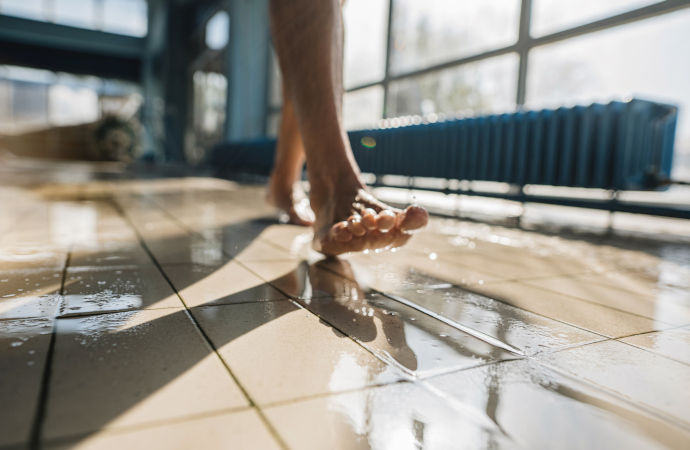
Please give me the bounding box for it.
[1,159,689,449]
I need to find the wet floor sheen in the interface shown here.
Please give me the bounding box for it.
[1,160,689,449]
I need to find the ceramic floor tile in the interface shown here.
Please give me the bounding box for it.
[220,224,294,259]
[1,269,64,320]
[193,302,403,405]
[230,238,295,262]
[302,291,517,377]
[388,283,603,355]
[69,242,152,268]
[427,359,690,450]
[0,269,64,299]
[162,262,287,307]
[243,223,313,253]
[43,309,249,440]
[0,318,53,447]
[47,409,280,450]
[294,262,517,377]
[435,251,588,281]
[588,267,690,296]
[523,274,690,325]
[536,340,690,425]
[61,267,182,316]
[264,381,513,450]
[241,259,326,299]
[0,246,67,272]
[0,293,61,320]
[343,251,502,292]
[470,280,666,337]
[142,232,231,267]
[620,327,690,365]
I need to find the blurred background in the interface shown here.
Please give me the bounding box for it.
[0,0,688,183]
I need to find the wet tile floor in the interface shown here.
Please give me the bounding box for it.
[1,160,689,449]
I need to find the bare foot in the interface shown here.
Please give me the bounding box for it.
[266,178,315,226]
[311,183,428,256]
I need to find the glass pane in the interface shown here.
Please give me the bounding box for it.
[266,112,281,137]
[54,0,96,29]
[531,0,659,37]
[527,8,690,178]
[103,0,148,37]
[386,53,518,118]
[205,10,229,50]
[269,50,282,108]
[0,81,11,126]
[343,0,388,88]
[0,0,45,21]
[7,82,50,130]
[343,85,384,130]
[390,0,520,75]
[48,84,99,126]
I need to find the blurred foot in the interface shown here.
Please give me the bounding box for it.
[267,177,314,226]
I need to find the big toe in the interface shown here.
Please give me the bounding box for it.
[398,205,429,231]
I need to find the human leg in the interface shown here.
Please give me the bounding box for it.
[269,0,427,255]
[267,87,314,226]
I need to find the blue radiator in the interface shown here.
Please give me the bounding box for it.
[348,99,677,190]
[212,98,678,191]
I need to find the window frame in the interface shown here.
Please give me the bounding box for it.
[351,0,690,118]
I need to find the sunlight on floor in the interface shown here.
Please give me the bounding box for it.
[1,159,689,449]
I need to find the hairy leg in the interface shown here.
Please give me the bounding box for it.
[269,0,427,255]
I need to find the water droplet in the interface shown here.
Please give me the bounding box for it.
[10,341,22,347]
[428,252,438,261]
[27,361,35,367]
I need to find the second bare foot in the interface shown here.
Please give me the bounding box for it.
[266,178,315,226]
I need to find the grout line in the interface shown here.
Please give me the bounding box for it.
[259,379,413,410]
[28,251,71,450]
[324,260,618,344]
[118,193,690,433]
[54,306,184,320]
[411,249,680,328]
[612,334,690,368]
[383,291,525,356]
[508,279,681,326]
[391,263,664,340]
[233,259,414,380]
[111,199,290,450]
[528,355,690,432]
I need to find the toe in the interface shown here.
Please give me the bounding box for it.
[347,214,367,237]
[376,209,396,232]
[399,205,429,231]
[332,221,353,242]
[361,208,378,230]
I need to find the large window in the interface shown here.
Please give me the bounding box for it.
[266,0,690,178]
[0,65,141,134]
[0,0,148,37]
